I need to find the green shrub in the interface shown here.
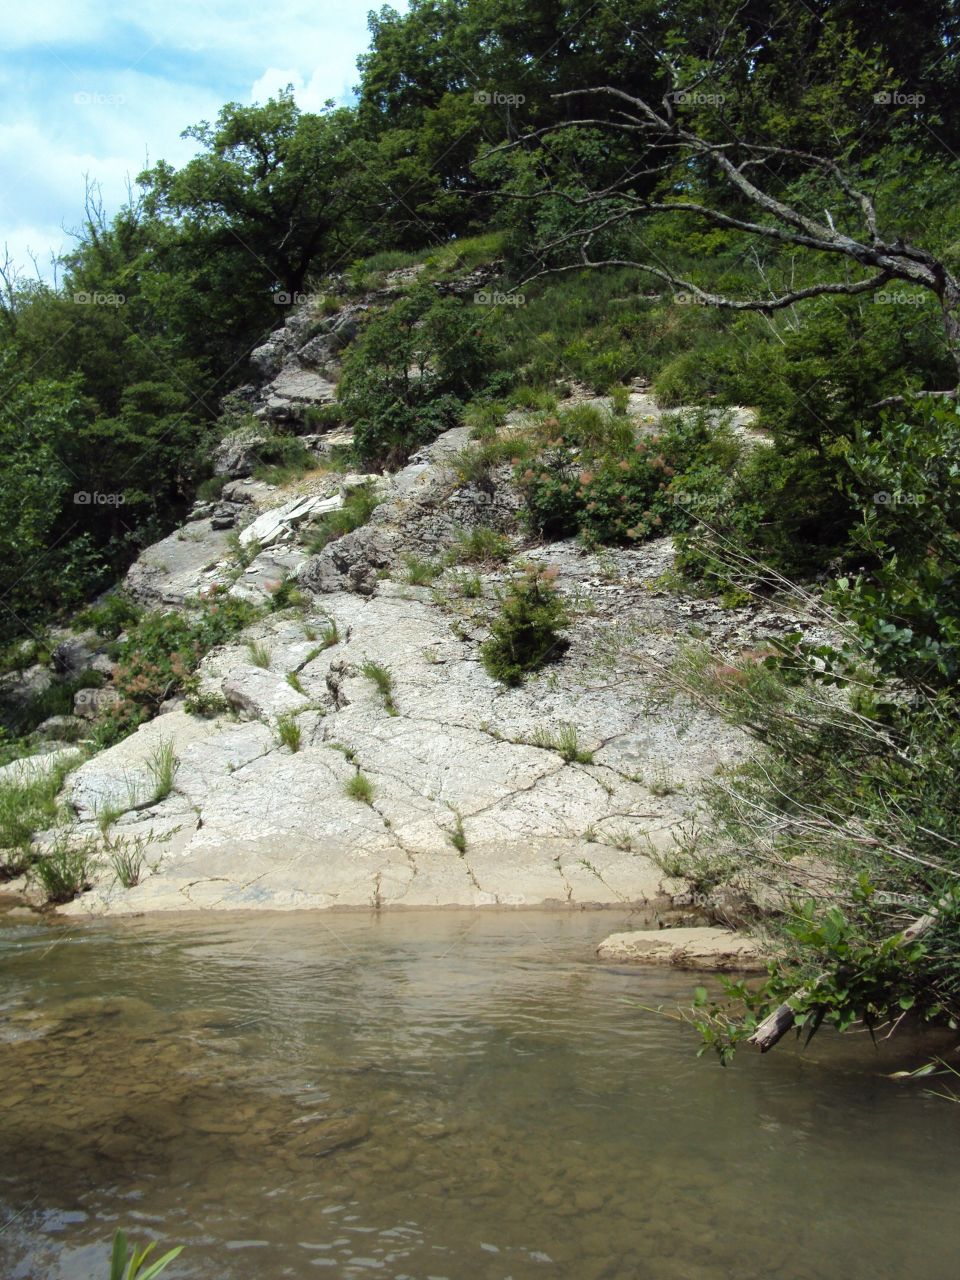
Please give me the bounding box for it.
[268,577,305,611]
[519,409,742,548]
[447,526,512,565]
[75,591,143,639]
[338,286,493,466]
[465,399,508,439]
[251,435,316,485]
[113,592,260,713]
[481,567,569,685]
[345,771,374,804]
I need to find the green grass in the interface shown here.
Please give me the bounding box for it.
[146,740,178,803]
[361,660,398,715]
[319,619,340,649]
[0,758,76,874]
[286,671,306,695]
[447,526,511,565]
[532,723,594,764]
[247,640,272,669]
[345,771,374,804]
[109,836,149,889]
[308,483,381,554]
[31,833,98,904]
[275,712,303,752]
[457,573,484,599]
[403,555,442,585]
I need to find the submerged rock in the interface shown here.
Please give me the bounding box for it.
[596,927,766,971]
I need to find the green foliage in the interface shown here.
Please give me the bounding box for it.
[109,1228,183,1280]
[275,712,303,752]
[31,834,98,904]
[403,554,442,585]
[113,592,259,713]
[532,722,594,764]
[0,759,76,874]
[361,660,398,715]
[447,809,467,854]
[308,483,380,553]
[345,771,374,804]
[447,526,512,565]
[247,640,272,669]
[76,591,143,639]
[481,567,569,685]
[337,286,493,465]
[832,399,960,687]
[519,409,741,548]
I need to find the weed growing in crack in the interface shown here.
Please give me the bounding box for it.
[447,810,467,854]
[346,771,374,804]
[275,713,302,752]
[532,722,594,764]
[247,640,272,669]
[361,660,398,715]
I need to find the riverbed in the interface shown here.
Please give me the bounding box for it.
[1,909,957,1279]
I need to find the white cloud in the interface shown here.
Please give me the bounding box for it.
[0,0,408,276]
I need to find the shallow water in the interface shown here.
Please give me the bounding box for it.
[1,908,958,1280]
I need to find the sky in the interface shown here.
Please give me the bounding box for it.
[1,0,404,278]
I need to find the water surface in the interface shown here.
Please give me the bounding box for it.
[1,908,957,1279]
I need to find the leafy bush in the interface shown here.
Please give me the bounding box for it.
[519,409,741,548]
[113,592,259,713]
[481,566,569,685]
[338,286,494,466]
[75,591,143,639]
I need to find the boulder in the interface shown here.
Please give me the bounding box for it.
[596,927,766,971]
[74,688,123,720]
[212,425,271,478]
[239,493,343,549]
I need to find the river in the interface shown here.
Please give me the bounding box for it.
[1,908,957,1279]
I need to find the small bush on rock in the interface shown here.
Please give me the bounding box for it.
[481,567,569,685]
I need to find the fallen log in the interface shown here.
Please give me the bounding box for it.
[747,911,938,1053]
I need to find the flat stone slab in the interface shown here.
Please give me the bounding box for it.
[596,927,766,970]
